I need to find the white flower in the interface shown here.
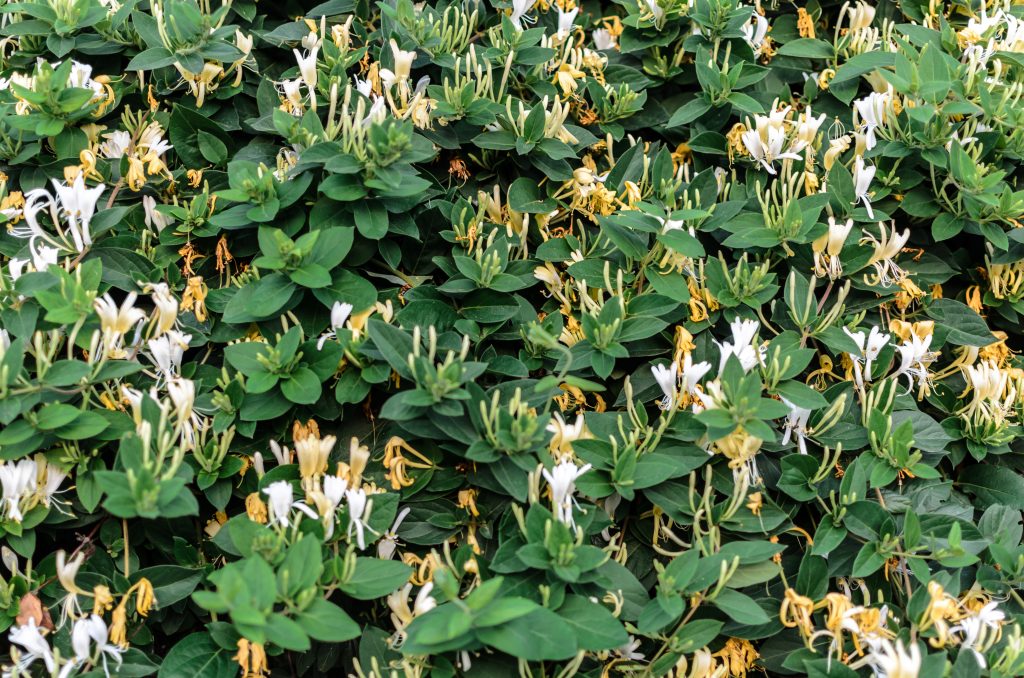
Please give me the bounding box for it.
[317,301,354,350]
[951,601,1004,668]
[293,44,319,91]
[741,110,803,174]
[813,217,854,279]
[593,28,616,50]
[853,90,892,151]
[716,318,763,373]
[7,618,55,675]
[644,0,664,24]
[793,104,827,149]
[780,398,812,455]
[147,282,178,336]
[651,362,678,410]
[844,325,890,387]
[30,239,59,272]
[142,195,173,232]
[557,6,579,37]
[742,14,770,56]
[861,221,911,286]
[354,75,373,97]
[263,480,317,529]
[546,413,589,458]
[361,96,388,127]
[0,459,37,523]
[378,507,411,559]
[893,333,937,395]
[345,488,374,549]
[510,0,536,29]
[69,614,123,678]
[147,330,190,380]
[616,636,645,661]
[12,176,105,256]
[680,354,713,396]
[541,460,591,528]
[853,155,877,218]
[100,130,132,158]
[862,638,921,678]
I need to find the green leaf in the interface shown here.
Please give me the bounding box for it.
[158,634,236,678]
[476,607,579,661]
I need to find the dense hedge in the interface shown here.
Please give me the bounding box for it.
[3,0,1024,676]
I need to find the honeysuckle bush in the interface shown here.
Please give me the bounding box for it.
[7,0,1024,677]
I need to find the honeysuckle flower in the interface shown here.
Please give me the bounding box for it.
[680,353,713,397]
[651,362,678,410]
[812,217,854,280]
[780,398,812,455]
[716,318,763,373]
[853,90,892,151]
[644,0,664,24]
[147,330,190,380]
[69,614,123,677]
[893,333,938,397]
[7,618,55,675]
[860,638,921,678]
[388,583,437,639]
[293,44,319,91]
[378,506,411,559]
[546,412,590,458]
[742,13,770,57]
[0,459,37,523]
[542,460,591,528]
[345,487,373,549]
[142,195,172,232]
[509,0,536,30]
[279,78,305,115]
[593,28,616,49]
[361,96,388,127]
[793,104,827,148]
[317,301,354,350]
[557,6,578,37]
[295,432,336,489]
[845,0,876,32]
[844,325,889,387]
[100,130,131,159]
[147,282,178,336]
[353,75,373,98]
[616,636,645,661]
[263,480,317,529]
[853,155,876,217]
[861,221,910,286]
[954,601,1005,668]
[93,292,146,358]
[12,176,105,256]
[741,111,802,174]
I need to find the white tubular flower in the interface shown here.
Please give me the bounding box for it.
[388,583,437,638]
[30,239,59,272]
[317,301,354,350]
[147,282,178,336]
[147,330,190,380]
[716,318,763,373]
[844,325,890,387]
[263,480,317,529]
[70,614,124,677]
[7,618,55,675]
[13,176,105,256]
[742,13,770,57]
[893,333,937,395]
[353,75,373,98]
[296,433,336,486]
[378,506,411,559]
[593,28,616,50]
[0,459,37,523]
[793,104,827,149]
[813,217,854,280]
[510,0,536,29]
[94,292,146,358]
[345,488,373,549]
[861,221,911,286]
[651,362,678,410]
[557,6,579,37]
[546,412,589,458]
[541,460,591,528]
[861,638,921,678]
[293,44,319,91]
[142,195,173,232]
[951,601,1004,668]
[680,353,713,396]
[853,90,892,151]
[644,0,665,23]
[780,397,812,455]
[100,130,132,159]
[853,155,877,218]
[388,39,416,88]
[279,78,305,115]
[741,110,802,174]
[846,1,876,31]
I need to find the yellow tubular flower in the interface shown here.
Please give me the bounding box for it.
[246,492,268,523]
[780,587,816,642]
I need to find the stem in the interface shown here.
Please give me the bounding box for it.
[122,519,130,577]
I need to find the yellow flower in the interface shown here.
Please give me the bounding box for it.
[246,492,268,523]
[551,63,586,97]
[134,577,155,617]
